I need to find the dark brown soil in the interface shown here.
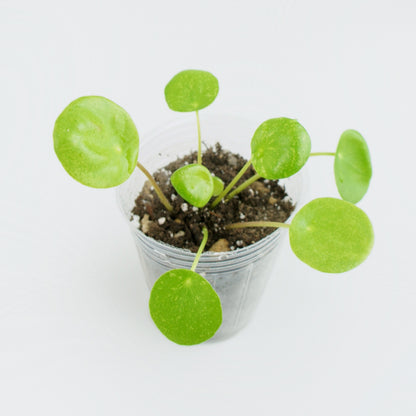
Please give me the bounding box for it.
[131,143,295,252]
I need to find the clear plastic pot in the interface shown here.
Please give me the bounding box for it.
[116,115,304,341]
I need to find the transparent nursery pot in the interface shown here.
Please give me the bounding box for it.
[116,114,304,341]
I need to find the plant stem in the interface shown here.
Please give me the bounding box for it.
[210,158,253,208]
[225,173,262,200]
[191,226,208,272]
[309,152,336,157]
[196,110,202,165]
[225,221,290,230]
[136,161,174,212]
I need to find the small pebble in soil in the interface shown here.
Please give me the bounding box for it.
[268,196,278,205]
[209,238,230,252]
[228,154,238,167]
[141,214,151,234]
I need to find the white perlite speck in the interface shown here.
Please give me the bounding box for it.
[192,206,198,212]
[158,217,166,225]
[181,203,188,212]
[239,213,245,219]
[170,194,177,201]
[130,215,141,227]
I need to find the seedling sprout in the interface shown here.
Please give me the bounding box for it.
[170,164,214,208]
[212,176,224,196]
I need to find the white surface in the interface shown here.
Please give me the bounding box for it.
[1,1,415,415]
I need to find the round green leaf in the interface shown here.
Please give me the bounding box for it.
[334,129,372,204]
[251,118,311,179]
[171,164,214,207]
[149,269,222,345]
[53,96,139,188]
[212,176,224,196]
[289,198,374,273]
[164,70,219,112]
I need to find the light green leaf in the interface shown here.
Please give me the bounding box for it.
[334,129,372,203]
[251,118,311,179]
[53,96,139,188]
[149,269,222,345]
[212,176,224,196]
[289,198,374,273]
[164,70,219,112]
[171,164,214,207]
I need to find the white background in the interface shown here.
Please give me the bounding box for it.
[1,0,415,415]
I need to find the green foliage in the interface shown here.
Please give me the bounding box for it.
[164,70,219,112]
[212,176,224,196]
[53,96,139,188]
[54,73,375,346]
[289,198,374,273]
[149,269,222,345]
[171,164,214,207]
[334,130,372,203]
[251,118,311,179]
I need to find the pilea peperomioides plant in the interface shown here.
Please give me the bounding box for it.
[53,69,374,345]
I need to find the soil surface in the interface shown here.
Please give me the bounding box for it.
[131,143,295,252]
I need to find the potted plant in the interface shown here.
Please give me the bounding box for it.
[53,69,374,345]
